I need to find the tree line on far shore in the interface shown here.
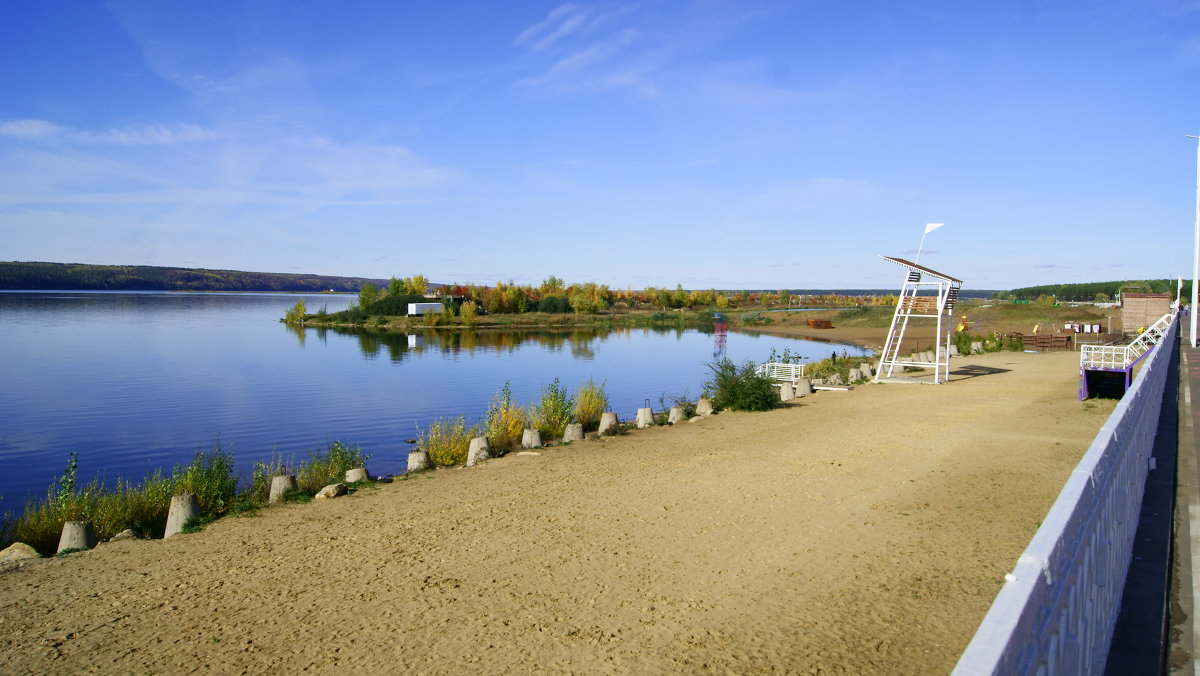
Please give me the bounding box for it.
[1001,279,1186,302]
[0,262,386,292]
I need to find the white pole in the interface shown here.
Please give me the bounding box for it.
[915,222,944,264]
[1190,134,1200,347]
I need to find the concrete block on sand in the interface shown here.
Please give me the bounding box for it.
[0,542,40,563]
[636,408,654,428]
[597,412,619,436]
[696,399,714,416]
[667,406,684,424]
[521,429,543,449]
[269,475,298,504]
[796,379,812,396]
[467,436,491,466]
[57,521,96,554]
[779,382,795,401]
[562,424,584,442]
[407,449,431,473]
[344,468,370,483]
[164,493,200,538]
[315,483,347,500]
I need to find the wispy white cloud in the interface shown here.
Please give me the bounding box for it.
[510,2,703,95]
[0,119,449,214]
[511,1,815,105]
[0,119,219,146]
[0,119,68,139]
[91,124,220,146]
[513,4,595,52]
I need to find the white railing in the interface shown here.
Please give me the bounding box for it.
[755,362,806,383]
[1080,344,1132,370]
[1081,312,1174,370]
[953,311,1177,675]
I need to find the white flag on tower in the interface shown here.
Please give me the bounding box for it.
[924,222,945,235]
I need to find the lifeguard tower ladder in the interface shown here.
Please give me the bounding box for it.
[874,256,962,384]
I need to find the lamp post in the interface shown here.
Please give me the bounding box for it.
[1190,134,1200,347]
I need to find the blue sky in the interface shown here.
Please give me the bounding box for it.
[1,1,1197,290]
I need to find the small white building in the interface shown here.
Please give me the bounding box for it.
[408,302,444,316]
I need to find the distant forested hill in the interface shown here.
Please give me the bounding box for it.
[1005,279,1185,301]
[0,262,387,292]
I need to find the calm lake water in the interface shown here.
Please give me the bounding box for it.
[0,291,869,509]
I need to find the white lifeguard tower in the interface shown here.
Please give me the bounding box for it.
[874,256,962,384]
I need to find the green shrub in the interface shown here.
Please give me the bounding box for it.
[702,358,777,412]
[245,450,290,506]
[460,300,478,326]
[658,391,697,418]
[295,441,371,493]
[738,311,770,326]
[283,298,307,323]
[172,444,240,516]
[807,355,873,383]
[531,378,575,439]
[486,382,527,453]
[2,444,240,555]
[955,330,1023,354]
[953,331,975,355]
[573,379,608,432]
[531,296,572,313]
[419,416,479,467]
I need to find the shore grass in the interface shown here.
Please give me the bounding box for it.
[419,416,479,467]
[1,440,372,556]
[485,383,527,454]
[298,308,723,332]
[573,379,609,432]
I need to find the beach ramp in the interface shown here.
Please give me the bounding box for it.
[1078,312,1174,399]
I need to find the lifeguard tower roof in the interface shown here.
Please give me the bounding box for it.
[878,256,962,284]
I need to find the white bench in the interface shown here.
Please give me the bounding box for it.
[755,362,806,385]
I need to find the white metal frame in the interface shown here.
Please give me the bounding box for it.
[874,256,962,385]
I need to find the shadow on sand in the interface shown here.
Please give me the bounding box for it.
[949,364,1012,379]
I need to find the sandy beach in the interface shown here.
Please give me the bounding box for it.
[0,349,1113,674]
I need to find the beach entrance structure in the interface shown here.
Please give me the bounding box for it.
[874,256,962,384]
[1078,311,1175,399]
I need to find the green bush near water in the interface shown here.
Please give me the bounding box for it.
[419,416,479,467]
[2,440,372,556]
[702,358,777,412]
[531,378,575,440]
[573,379,608,432]
[485,382,527,454]
[295,441,371,494]
[953,331,1024,355]
[1,444,241,556]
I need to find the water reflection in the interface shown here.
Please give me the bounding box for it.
[293,326,693,362]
